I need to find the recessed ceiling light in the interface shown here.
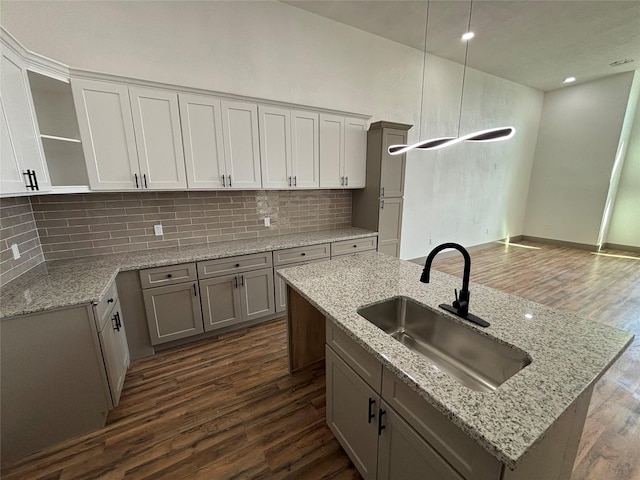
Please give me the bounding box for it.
[461,31,474,41]
[610,58,634,67]
[563,76,576,84]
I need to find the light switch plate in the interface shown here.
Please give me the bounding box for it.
[264,217,271,227]
[154,224,163,236]
[11,243,20,260]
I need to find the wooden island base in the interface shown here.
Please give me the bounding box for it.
[286,286,326,373]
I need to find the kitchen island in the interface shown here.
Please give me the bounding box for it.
[278,252,633,479]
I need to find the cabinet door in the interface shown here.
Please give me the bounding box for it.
[179,93,226,189]
[326,346,379,480]
[0,46,51,194]
[319,113,345,188]
[143,281,204,345]
[0,98,24,193]
[199,274,242,332]
[71,78,140,190]
[377,401,464,480]
[291,110,319,188]
[221,100,262,189]
[239,268,276,322]
[378,197,403,258]
[344,117,367,188]
[129,87,187,190]
[274,266,288,314]
[99,300,130,407]
[380,128,406,198]
[259,105,291,189]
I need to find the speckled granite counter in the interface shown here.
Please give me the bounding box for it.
[0,228,376,320]
[277,252,633,470]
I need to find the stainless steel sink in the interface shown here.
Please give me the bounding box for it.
[357,297,531,393]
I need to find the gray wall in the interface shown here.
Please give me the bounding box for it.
[523,72,636,246]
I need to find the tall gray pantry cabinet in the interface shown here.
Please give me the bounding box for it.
[352,122,412,258]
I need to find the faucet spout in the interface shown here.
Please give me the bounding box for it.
[420,242,489,328]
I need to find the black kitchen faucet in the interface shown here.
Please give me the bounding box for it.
[421,242,490,328]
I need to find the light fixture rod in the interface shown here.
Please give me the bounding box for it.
[418,1,430,143]
[457,0,474,138]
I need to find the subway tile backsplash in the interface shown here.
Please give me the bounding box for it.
[30,190,352,261]
[0,197,45,286]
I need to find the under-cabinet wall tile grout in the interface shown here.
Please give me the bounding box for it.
[28,190,352,261]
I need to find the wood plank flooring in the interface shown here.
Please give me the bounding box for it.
[2,240,639,479]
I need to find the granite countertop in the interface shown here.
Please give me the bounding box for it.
[0,228,376,320]
[277,252,633,470]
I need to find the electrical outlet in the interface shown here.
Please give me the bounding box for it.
[264,217,271,227]
[11,243,20,260]
[154,224,163,236]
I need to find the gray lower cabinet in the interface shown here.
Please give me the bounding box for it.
[200,273,242,331]
[143,281,204,345]
[377,197,403,257]
[326,345,379,480]
[377,403,464,480]
[325,320,501,480]
[97,299,130,407]
[200,267,275,331]
[0,280,129,463]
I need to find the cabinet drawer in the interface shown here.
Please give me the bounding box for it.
[273,243,330,266]
[140,263,197,289]
[331,237,377,257]
[197,252,273,279]
[381,368,501,480]
[326,319,382,392]
[94,279,119,325]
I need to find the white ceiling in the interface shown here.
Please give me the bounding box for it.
[282,0,640,91]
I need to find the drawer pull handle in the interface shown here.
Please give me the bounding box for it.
[368,397,376,423]
[378,408,386,436]
[166,274,173,278]
[107,298,114,304]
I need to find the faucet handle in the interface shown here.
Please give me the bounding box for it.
[453,289,461,310]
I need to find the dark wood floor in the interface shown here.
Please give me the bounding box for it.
[2,240,639,479]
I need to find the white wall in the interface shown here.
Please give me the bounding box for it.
[523,72,636,246]
[401,54,543,260]
[0,0,422,122]
[607,73,640,248]
[1,0,543,257]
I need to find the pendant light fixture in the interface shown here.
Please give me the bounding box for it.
[389,0,515,155]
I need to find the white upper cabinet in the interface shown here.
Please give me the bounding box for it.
[319,114,345,188]
[179,94,226,189]
[73,79,187,190]
[129,87,186,190]
[0,44,51,195]
[71,79,139,190]
[291,110,319,188]
[259,105,292,189]
[259,106,319,189]
[344,117,367,188]
[221,100,262,189]
[320,114,366,189]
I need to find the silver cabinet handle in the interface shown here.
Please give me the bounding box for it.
[293,176,297,187]
[143,173,148,188]
[222,175,226,187]
[134,173,139,188]
[345,176,349,186]
[228,175,232,187]
[340,176,344,186]
[240,275,244,287]
[288,176,292,187]
[381,199,384,209]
